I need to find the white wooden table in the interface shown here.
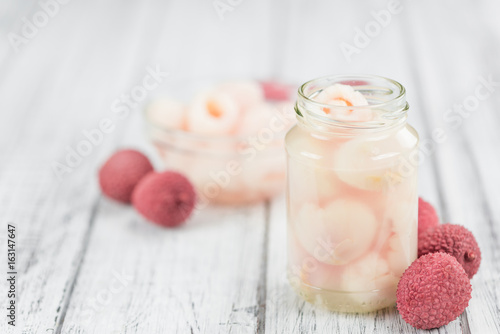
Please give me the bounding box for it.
[1,1,499,333]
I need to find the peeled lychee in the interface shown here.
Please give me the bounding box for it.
[313,83,372,122]
[418,197,439,235]
[397,252,472,329]
[339,80,369,86]
[217,80,264,110]
[187,90,240,135]
[132,171,196,227]
[418,224,481,278]
[315,84,368,107]
[287,158,345,212]
[333,136,403,191]
[341,252,399,309]
[384,233,416,278]
[99,149,154,203]
[294,199,378,265]
[146,97,186,130]
[237,102,275,135]
[342,252,397,292]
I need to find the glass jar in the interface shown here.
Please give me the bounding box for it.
[285,75,419,313]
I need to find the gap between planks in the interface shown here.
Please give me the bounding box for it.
[256,200,271,333]
[54,197,101,334]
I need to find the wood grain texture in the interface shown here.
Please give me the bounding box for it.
[402,3,500,334]
[60,200,267,334]
[0,0,499,333]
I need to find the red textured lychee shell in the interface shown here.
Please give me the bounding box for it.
[99,149,154,203]
[397,252,472,330]
[132,171,196,227]
[418,197,439,235]
[418,224,481,279]
[260,81,291,101]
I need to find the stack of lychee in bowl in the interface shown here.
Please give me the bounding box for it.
[143,80,295,205]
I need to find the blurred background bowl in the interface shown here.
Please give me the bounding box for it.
[143,78,296,205]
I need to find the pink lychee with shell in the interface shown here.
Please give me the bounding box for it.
[397,252,472,329]
[260,81,293,101]
[418,197,439,235]
[418,223,481,279]
[98,149,154,204]
[132,171,196,227]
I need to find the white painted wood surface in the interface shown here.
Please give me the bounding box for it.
[0,0,499,333]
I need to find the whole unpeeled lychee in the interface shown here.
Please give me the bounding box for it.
[418,197,439,235]
[132,171,196,227]
[418,224,481,278]
[260,81,292,101]
[99,149,154,203]
[397,252,472,329]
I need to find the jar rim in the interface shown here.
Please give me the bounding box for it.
[296,74,409,130]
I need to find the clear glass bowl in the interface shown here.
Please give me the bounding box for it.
[143,78,295,205]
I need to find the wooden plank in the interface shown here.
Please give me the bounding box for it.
[60,197,267,333]
[0,9,102,334]
[0,0,176,332]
